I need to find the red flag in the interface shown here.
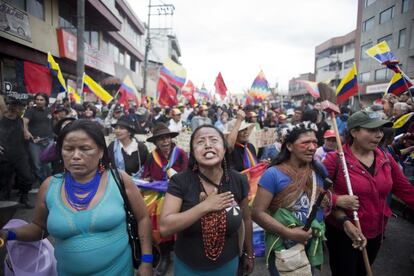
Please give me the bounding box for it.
[214,72,227,99]
[24,61,52,95]
[118,86,139,110]
[157,76,178,107]
[182,80,196,106]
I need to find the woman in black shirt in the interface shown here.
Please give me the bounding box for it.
[160,125,254,275]
[108,116,148,177]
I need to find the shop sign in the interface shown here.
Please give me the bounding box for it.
[0,1,31,41]
[57,28,115,76]
[366,83,388,94]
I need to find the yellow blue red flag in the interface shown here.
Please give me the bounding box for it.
[336,63,358,105]
[160,58,187,88]
[296,80,320,98]
[83,74,113,104]
[386,72,413,96]
[68,85,81,103]
[47,52,67,93]
[365,41,398,65]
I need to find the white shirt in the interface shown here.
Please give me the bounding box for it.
[168,118,183,132]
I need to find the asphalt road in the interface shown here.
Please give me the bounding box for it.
[2,190,414,276]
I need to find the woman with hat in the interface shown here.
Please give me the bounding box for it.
[108,116,149,177]
[142,122,188,275]
[323,111,414,276]
[227,110,258,172]
[168,108,184,133]
[314,129,337,162]
[0,120,153,276]
[160,124,254,275]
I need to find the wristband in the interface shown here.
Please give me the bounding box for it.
[7,230,16,241]
[141,254,153,263]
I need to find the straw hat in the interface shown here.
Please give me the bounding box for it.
[224,119,254,135]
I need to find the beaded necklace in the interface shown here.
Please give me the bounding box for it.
[64,171,102,211]
[198,171,227,261]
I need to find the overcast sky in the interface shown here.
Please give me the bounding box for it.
[129,0,358,94]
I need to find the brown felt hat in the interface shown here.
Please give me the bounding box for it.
[146,123,179,143]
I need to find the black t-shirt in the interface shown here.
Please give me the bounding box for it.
[24,107,53,138]
[0,116,27,160]
[360,155,376,176]
[230,142,257,172]
[168,169,249,270]
[108,140,149,175]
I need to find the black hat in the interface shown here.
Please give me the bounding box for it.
[112,116,136,134]
[146,123,178,143]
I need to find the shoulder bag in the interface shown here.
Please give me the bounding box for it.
[110,167,142,269]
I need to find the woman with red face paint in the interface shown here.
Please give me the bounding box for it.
[324,111,414,276]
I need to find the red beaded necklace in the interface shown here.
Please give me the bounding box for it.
[198,171,227,261]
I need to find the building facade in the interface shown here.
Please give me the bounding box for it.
[356,0,414,99]
[0,0,145,100]
[288,72,315,101]
[314,30,356,88]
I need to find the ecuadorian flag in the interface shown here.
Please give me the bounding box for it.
[68,85,81,103]
[160,58,187,88]
[83,74,113,104]
[386,72,413,96]
[336,63,358,105]
[47,52,67,93]
[365,41,398,64]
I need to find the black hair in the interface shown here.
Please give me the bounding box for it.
[85,104,97,118]
[34,93,49,106]
[56,119,110,169]
[271,126,316,166]
[345,127,360,145]
[188,125,231,182]
[302,109,318,124]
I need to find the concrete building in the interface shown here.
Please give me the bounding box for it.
[288,72,315,101]
[355,0,414,100]
[0,0,145,100]
[314,30,356,88]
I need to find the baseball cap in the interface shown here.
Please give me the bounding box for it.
[347,111,393,130]
[323,129,336,139]
[172,108,182,115]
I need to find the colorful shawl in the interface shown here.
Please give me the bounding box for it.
[236,142,258,169]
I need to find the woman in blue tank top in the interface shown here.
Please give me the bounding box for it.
[0,120,153,276]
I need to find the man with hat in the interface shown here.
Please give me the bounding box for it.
[142,122,188,275]
[168,108,184,132]
[314,129,337,162]
[108,116,148,177]
[227,110,258,172]
[0,97,34,208]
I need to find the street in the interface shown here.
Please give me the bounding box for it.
[2,190,414,276]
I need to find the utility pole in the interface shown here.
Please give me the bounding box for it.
[76,0,85,103]
[142,0,175,97]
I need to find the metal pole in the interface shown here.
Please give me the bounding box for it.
[142,0,152,97]
[76,0,85,103]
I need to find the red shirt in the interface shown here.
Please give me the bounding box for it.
[324,144,414,238]
[142,145,188,181]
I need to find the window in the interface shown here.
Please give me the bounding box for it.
[345,42,355,52]
[365,0,376,7]
[360,72,371,83]
[344,59,355,69]
[119,51,125,66]
[379,6,394,24]
[113,45,119,63]
[90,31,99,49]
[130,58,136,72]
[377,34,393,47]
[361,43,372,60]
[375,68,391,81]
[27,0,44,20]
[59,1,76,31]
[399,29,407,48]
[402,0,410,13]
[125,53,131,70]
[363,17,375,32]
[7,0,44,20]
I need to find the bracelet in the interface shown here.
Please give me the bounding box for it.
[141,254,153,263]
[243,252,255,259]
[7,230,16,241]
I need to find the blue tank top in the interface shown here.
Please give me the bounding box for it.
[45,172,133,276]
